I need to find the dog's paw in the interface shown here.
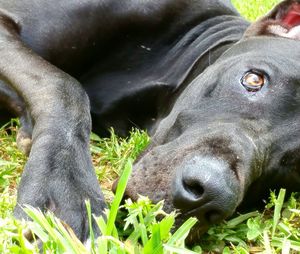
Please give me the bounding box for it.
[14,193,106,241]
[14,165,107,241]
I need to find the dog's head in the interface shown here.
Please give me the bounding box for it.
[125,0,300,240]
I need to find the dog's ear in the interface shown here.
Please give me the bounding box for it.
[245,0,300,40]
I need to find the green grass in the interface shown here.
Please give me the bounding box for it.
[0,1,295,253]
[232,0,281,21]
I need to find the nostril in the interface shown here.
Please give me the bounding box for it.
[183,179,204,199]
[205,210,223,224]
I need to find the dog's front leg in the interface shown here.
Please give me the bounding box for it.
[0,15,106,241]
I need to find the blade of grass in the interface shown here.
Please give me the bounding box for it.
[96,237,108,254]
[55,218,89,254]
[167,217,197,246]
[94,215,107,235]
[144,224,162,254]
[17,227,36,254]
[106,159,133,235]
[98,236,131,253]
[272,237,300,251]
[272,189,286,237]
[139,224,149,247]
[163,244,199,254]
[85,200,95,252]
[25,206,85,254]
[263,231,272,254]
[282,239,291,254]
[226,211,260,228]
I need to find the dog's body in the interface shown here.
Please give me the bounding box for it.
[0,0,245,136]
[1,0,300,242]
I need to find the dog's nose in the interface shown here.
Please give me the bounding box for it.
[172,156,240,224]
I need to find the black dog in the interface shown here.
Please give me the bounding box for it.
[1,0,300,242]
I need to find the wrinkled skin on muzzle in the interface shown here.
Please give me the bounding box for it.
[125,37,300,240]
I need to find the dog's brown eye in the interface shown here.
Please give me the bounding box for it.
[241,71,265,92]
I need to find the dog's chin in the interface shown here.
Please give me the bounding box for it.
[186,224,209,245]
[173,215,209,245]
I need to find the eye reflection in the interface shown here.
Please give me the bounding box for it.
[241,71,265,92]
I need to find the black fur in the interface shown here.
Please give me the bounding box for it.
[1,0,300,242]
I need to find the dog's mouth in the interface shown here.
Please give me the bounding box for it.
[245,1,300,39]
[278,2,300,28]
[175,217,209,244]
[161,205,228,244]
[267,2,300,38]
